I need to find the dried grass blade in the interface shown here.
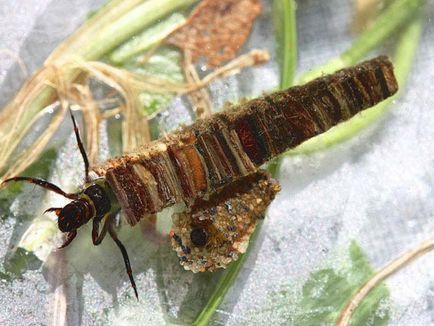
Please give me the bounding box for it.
[1,104,67,182]
[0,67,57,173]
[70,84,102,166]
[336,238,434,326]
[183,49,213,118]
[0,49,29,78]
[74,60,151,152]
[196,49,270,90]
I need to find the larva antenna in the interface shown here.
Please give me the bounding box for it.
[1,176,78,200]
[68,109,90,183]
[0,111,89,199]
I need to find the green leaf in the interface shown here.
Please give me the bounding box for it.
[121,46,185,117]
[272,0,297,89]
[0,248,42,281]
[109,12,186,64]
[264,242,389,325]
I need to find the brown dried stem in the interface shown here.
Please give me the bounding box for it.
[101,107,122,120]
[197,49,270,88]
[0,49,29,78]
[2,105,67,182]
[70,59,151,152]
[0,67,56,162]
[137,40,165,65]
[352,0,383,32]
[183,49,213,118]
[70,84,102,165]
[1,66,65,182]
[46,68,102,166]
[336,238,434,326]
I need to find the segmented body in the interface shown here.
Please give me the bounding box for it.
[94,56,398,226]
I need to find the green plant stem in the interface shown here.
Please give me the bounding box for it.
[46,0,145,63]
[288,11,424,156]
[48,0,198,63]
[273,0,298,89]
[191,1,297,325]
[299,0,426,84]
[109,13,186,64]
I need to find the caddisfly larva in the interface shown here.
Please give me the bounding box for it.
[1,56,398,298]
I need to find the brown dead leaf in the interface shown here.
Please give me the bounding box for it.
[166,0,262,67]
[352,0,384,33]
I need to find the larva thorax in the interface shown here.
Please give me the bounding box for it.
[94,56,398,226]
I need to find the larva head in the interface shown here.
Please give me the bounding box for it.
[1,177,112,232]
[52,200,94,232]
[46,180,113,232]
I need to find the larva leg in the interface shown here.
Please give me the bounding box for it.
[92,213,110,245]
[170,170,281,272]
[108,222,138,300]
[58,230,77,249]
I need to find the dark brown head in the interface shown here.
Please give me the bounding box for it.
[43,181,113,232]
[57,200,93,232]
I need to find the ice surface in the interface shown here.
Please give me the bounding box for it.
[0,0,434,325]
